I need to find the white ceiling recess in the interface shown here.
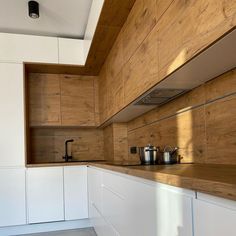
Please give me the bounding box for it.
[0,0,93,39]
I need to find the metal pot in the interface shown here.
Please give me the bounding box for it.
[138,144,159,165]
[160,146,179,164]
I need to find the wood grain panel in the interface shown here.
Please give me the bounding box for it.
[103,123,128,161]
[127,70,236,132]
[98,66,108,123]
[98,0,236,123]
[205,69,236,102]
[84,0,136,75]
[205,94,236,164]
[106,32,124,80]
[156,0,174,21]
[127,69,236,165]
[88,25,121,54]
[94,77,100,126]
[98,0,136,27]
[107,70,124,117]
[29,128,104,164]
[28,73,99,127]
[60,75,96,126]
[28,73,61,126]
[113,123,128,161]
[158,0,236,80]
[103,124,114,161]
[123,28,159,104]
[128,107,205,163]
[97,0,174,122]
[84,26,121,74]
[122,0,157,62]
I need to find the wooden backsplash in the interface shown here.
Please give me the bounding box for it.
[103,123,128,161]
[29,128,104,163]
[127,69,236,165]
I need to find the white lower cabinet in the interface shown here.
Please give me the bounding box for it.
[90,203,118,236]
[88,167,194,236]
[27,166,89,225]
[27,167,64,224]
[193,192,236,236]
[0,168,26,227]
[88,166,103,212]
[88,168,118,236]
[64,166,88,220]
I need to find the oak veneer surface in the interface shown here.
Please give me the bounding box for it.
[27,73,99,127]
[103,124,114,161]
[29,128,104,164]
[158,0,236,79]
[98,0,236,123]
[123,27,159,105]
[84,0,136,75]
[91,163,236,201]
[103,123,128,161]
[113,123,129,161]
[60,75,97,126]
[28,74,61,126]
[26,162,106,168]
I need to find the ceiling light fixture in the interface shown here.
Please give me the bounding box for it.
[28,1,39,19]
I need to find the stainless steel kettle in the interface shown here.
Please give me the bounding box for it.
[160,146,179,164]
[138,144,159,165]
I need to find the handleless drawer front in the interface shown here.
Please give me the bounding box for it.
[193,193,236,236]
[27,167,64,224]
[88,167,103,213]
[64,166,88,220]
[0,168,26,227]
[89,167,194,236]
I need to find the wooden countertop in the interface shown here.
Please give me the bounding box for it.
[26,161,106,168]
[90,163,236,201]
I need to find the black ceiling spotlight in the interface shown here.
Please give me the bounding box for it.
[28,1,39,19]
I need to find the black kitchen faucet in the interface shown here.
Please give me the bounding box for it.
[63,139,74,162]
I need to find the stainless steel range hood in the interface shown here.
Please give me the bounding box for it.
[100,28,236,127]
[134,88,188,106]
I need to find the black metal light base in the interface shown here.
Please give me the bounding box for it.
[28,1,39,19]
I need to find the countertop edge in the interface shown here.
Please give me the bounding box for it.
[89,163,236,201]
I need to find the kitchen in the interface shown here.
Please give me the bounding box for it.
[0,0,235,235]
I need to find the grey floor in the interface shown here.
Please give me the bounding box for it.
[21,228,97,236]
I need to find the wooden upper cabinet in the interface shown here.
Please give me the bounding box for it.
[123,27,159,105]
[122,0,157,63]
[158,0,236,80]
[60,75,96,126]
[98,0,236,123]
[29,74,61,126]
[98,67,108,124]
[107,70,125,118]
[28,73,99,127]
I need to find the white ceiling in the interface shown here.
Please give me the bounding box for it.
[0,0,93,39]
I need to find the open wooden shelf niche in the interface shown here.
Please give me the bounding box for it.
[24,65,104,164]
